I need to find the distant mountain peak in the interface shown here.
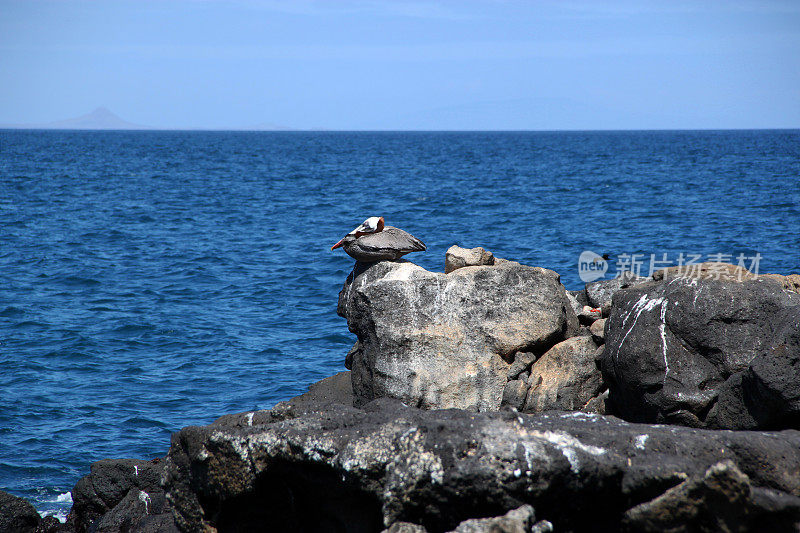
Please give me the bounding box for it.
[46,107,148,130]
[0,108,298,131]
[0,107,150,130]
[89,106,115,116]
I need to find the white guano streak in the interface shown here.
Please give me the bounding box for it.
[659,300,669,383]
[530,430,606,474]
[616,295,664,357]
[138,491,151,514]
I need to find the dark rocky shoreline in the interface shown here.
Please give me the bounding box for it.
[3,247,799,532]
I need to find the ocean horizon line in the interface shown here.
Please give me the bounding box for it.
[2,126,799,133]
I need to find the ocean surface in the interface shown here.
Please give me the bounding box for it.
[1,129,799,519]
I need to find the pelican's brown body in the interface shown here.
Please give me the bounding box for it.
[332,217,426,263]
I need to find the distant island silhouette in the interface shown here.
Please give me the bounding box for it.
[0,107,296,131]
[0,107,149,130]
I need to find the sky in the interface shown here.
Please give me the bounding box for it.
[1,0,799,130]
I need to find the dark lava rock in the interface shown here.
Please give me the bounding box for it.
[337,260,578,411]
[506,352,536,381]
[0,490,42,533]
[67,457,176,533]
[163,399,800,533]
[622,460,800,532]
[601,275,800,429]
[37,515,64,533]
[345,341,360,370]
[283,370,354,408]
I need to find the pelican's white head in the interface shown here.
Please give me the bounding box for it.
[350,216,385,235]
[331,216,385,250]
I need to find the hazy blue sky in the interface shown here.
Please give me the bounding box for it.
[1,0,799,130]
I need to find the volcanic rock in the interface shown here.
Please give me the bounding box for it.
[67,457,176,533]
[163,399,800,533]
[600,273,800,429]
[0,490,41,533]
[506,352,536,380]
[281,371,354,408]
[652,262,752,282]
[447,504,538,533]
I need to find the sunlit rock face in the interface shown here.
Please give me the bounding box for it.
[337,260,578,411]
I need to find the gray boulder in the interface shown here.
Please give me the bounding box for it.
[590,318,606,344]
[710,305,800,429]
[565,291,583,317]
[384,522,429,533]
[581,389,609,415]
[522,336,603,413]
[445,245,495,274]
[601,274,800,429]
[567,289,589,311]
[501,379,529,410]
[163,399,800,533]
[506,352,536,380]
[338,260,578,411]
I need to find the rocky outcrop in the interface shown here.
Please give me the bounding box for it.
[32,252,800,532]
[163,399,800,533]
[0,490,44,533]
[67,457,176,533]
[444,246,495,274]
[338,260,578,411]
[601,273,800,429]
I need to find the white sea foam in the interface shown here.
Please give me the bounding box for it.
[39,508,69,524]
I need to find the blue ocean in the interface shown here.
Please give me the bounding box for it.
[1,129,799,519]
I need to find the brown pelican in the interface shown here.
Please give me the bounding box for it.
[331,216,426,262]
